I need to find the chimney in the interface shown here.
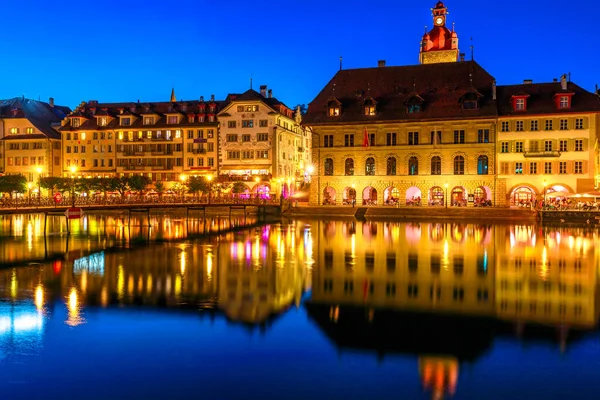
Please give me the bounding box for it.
[268,89,273,98]
[200,96,204,102]
[377,60,386,67]
[260,85,267,97]
[459,53,465,62]
[553,78,558,82]
[210,94,215,101]
[523,79,533,84]
[560,74,568,90]
[492,80,497,100]
[49,97,54,107]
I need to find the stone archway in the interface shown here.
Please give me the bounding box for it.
[343,186,356,205]
[451,186,467,207]
[473,186,492,207]
[510,185,537,207]
[363,186,378,205]
[406,186,422,206]
[384,186,400,206]
[429,186,445,207]
[322,186,336,205]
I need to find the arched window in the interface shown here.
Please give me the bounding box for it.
[477,155,488,175]
[324,158,334,176]
[454,155,465,175]
[345,158,354,176]
[431,156,441,175]
[408,156,419,175]
[365,157,375,176]
[387,157,396,176]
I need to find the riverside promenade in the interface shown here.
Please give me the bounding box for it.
[282,205,539,223]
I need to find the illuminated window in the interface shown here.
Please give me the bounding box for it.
[10,127,19,134]
[26,127,34,134]
[143,117,154,125]
[72,118,80,127]
[559,96,569,109]
[328,106,340,117]
[515,98,525,110]
[242,120,254,128]
[167,116,178,124]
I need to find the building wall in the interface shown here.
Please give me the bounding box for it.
[62,129,116,178]
[309,119,499,206]
[497,113,597,204]
[1,118,58,187]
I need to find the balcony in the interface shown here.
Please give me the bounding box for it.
[523,151,561,158]
[192,149,207,154]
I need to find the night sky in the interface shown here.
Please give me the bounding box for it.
[2,0,597,109]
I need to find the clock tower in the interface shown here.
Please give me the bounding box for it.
[419,1,459,64]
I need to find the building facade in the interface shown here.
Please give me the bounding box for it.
[217,86,311,196]
[497,77,600,206]
[304,59,498,207]
[0,97,70,192]
[59,92,223,186]
[304,1,600,207]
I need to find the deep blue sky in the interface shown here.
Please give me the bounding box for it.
[2,0,597,109]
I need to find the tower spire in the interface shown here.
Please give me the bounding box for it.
[170,87,176,102]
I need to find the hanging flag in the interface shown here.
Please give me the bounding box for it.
[362,127,370,148]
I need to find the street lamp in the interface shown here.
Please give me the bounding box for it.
[36,166,43,203]
[306,165,314,182]
[444,182,449,208]
[179,174,186,202]
[543,178,547,208]
[254,176,260,201]
[207,174,213,204]
[69,166,77,207]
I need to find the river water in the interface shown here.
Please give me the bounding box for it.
[0,212,599,399]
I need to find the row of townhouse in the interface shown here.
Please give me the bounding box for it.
[302,1,600,207]
[0,86,312,197]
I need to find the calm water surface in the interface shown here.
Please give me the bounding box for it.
[0,213,600,399]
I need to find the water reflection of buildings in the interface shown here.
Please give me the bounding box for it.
[308,220,599,399]
[0,221,310,338]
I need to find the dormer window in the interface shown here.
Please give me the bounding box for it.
[515,98,525,110]
[462,100,478,110]
[405,93,424,114]
[121,117,131,126]
[559,96,569,109]
[188,115,195,123]
[167,115,178,124]
[363,98,376,116]
[97,117,107,126]
[326,97,341,117]
[209,105,216,113]
[143,116,154,125]
[72,118,80,128]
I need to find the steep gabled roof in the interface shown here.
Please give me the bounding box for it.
[497,82,600,116]
[0,97,71,139]
[304,60,497,125]
[59,99,227,131]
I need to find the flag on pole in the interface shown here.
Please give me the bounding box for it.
[362,127,370,148]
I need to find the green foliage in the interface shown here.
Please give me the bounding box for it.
[128,175,151,193]
[231,182,248,194]
[112,177,130,197]
[154,181,165,194]
[0,174,27,195]
[40,177,67,193]
[186,176,210,196]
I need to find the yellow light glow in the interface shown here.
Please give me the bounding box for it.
[117,265,125,300]
[255,176,260,183]
[10,270,17,299]
[70,165,77,174]
[180,250,186,275]
[179,174,186,182]
[207,174,213,182]
[80,270,87,293]
[66,287,84,327]
[307,165,315,174]
[207,251,213,282]
[35,284,44,310]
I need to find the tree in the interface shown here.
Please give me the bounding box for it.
[186,176,209,198]
[231,182,248,198]
[0,175,27,197]
[112,176,130,198]
[294,104,307,115]
[40,177,67,194]
[128,175,150,195]
[155,181,165,200]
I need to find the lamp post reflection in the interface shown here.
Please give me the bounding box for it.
[66,286,84,327]
[444,182,449,208]
[69,165,77,207]
[207,174,213,204]
[543,178,547,208]
[36,166,43,204]
[254,176,260,202]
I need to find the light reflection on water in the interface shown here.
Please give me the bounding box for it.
[0,215,598,399]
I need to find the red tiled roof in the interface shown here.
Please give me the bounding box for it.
[497,82,600,116]
[59,100,227,131]
[304,61,497,124]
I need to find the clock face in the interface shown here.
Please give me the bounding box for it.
[435,16,444,25]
